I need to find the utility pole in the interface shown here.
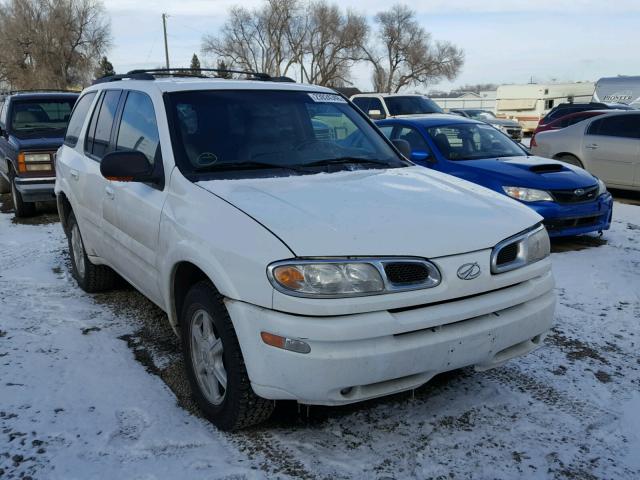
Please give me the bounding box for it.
[162,13,170,69]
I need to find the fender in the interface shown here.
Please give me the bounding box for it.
[157,172,293,331]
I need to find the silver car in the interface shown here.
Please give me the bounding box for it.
[531,110,640,191]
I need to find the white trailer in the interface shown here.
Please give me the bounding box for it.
[496,82,595,132]
[593,76,640,107]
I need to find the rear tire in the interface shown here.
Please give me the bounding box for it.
[181,281,274,431]
[10,176,36,217]
[66,211,116,292]
[556,154,584,169]
[0,175,9,194]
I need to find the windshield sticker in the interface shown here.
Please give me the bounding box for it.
[308,92,347,104]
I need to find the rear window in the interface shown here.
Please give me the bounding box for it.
[385,97,443,116]
[10,98,76,138]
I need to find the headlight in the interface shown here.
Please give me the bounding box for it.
[267,259,441,298]
[596,178,607,196]
[503,186,553,202]
[491,224,550,274]
[18,152,53,173]
[23,153,51,162]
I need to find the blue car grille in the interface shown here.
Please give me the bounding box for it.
[549,185,599,204]
[543,215,601,232]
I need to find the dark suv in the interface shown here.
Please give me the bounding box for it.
[0,91,78,216]
[539,102,633,127]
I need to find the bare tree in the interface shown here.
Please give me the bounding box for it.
[361,4,463,93]
[202,0,304,77]
[95,56,115,78]
[0,0,110,89]
[300,2,366,86]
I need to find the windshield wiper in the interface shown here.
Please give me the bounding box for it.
[19,125,62,130]
[300,157,386,168]
[193,161,301,172]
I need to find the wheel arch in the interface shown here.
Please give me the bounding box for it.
[56,190,73,233]
[552,152,584,168]
[168,260,238,336]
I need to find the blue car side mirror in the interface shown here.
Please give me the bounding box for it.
[411,150,431,162]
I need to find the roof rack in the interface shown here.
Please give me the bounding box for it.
[92,68,296,85]
[0,89,80,95]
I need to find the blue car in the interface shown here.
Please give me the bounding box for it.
[376,114,613,237]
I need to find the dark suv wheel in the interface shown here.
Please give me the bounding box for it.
[10,175,36,217]
[0,175,10,194]
[181,281,274,430]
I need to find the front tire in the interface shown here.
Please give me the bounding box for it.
[66,212,116,292]
[0,174,10,194]
[181,281,274,431]
[11,176,36,217]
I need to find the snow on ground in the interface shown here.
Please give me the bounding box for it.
[1,194,639,480]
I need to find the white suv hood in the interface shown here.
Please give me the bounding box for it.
[197,166,542,258]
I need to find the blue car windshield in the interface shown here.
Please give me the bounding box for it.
[167,90,407,177]
[427,123,526,161]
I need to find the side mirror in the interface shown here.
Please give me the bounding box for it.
[100,150,158,184]
[391,139,411,158]
[410,150,431,162]
[368,109,386,120]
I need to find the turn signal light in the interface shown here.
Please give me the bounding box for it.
[260,332,310,354]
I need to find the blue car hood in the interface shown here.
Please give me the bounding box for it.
[452,155,598,189]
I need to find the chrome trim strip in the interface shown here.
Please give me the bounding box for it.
[267,257,442,299]
[15,177,55,183]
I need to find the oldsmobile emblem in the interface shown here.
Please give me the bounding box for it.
[457,262,481,280]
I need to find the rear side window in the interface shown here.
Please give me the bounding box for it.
[396,126,430,152]
[64,92,97,147]
[587,114,640,139]
[115,91,161,165]
[85,90,121,160]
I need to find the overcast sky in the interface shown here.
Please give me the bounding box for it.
[103,0,640,91]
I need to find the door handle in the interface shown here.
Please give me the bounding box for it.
[105,186,115,199]
[585,144,599,150]
[70,169,79,180]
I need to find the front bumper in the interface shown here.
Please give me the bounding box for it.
[227,270,555,405]
[15,177,56,202]
[528,193,613,237]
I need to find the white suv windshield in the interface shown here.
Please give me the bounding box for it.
[167,90,407,177]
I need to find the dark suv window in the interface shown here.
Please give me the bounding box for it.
[587,114,640,139]
[64,92,97,147]
[115,91,160,165]
[85,90,121,160]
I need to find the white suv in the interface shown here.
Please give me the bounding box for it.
[55,71,555,430]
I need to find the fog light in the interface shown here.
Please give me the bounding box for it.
[261,332,310,354]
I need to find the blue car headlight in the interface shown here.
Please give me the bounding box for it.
[596,178,607,196]
[503,186,553,202]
